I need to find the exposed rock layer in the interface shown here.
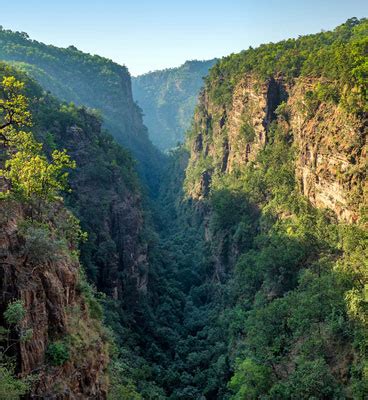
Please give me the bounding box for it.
[186,75,367,222]
[0,203,108,399]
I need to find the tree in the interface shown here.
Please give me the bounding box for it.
[3,146,76,201]
[0,364,30,399]
[0,76,31,140]
[229,358,272,399]
[0,76,75,201]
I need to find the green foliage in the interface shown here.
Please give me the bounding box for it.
[2,300,34,356]
[77,269,104,321]
[210,189,254,240]
[4,147,75,201]
[229,359,272,399]
[269,358,340,399]
[0,19,366,400]
[4,301,25,326]
[0,76,31,129]
[274,101,290,121]
[0,27,164,190]
[46,341,70,366]
[107,360,142,400]
[19,220,67,264]
[239,120,255,143]
[180,64,366,397]
[0,75,76,202]
[206,18,368,112]
[0,302,32,399]
[0,362,30,399]
[183,153,213,195]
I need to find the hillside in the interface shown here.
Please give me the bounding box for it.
[0,64,110,398]
[0,27,163,188]
[182,17,367,398]
[132,59,217,150]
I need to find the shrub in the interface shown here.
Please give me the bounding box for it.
[275,101,290,121]
[239,121,255,143]
[19,220,66,264]
[77,269,104,320]
[46,341,70,366]
[269,358,341,398]
[4,300,26,326]
[229,358,272,399]
[0,363,30,399]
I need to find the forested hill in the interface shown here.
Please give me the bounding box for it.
[132,59,217,151]
[0,27,163,188]
[182,16,367,398]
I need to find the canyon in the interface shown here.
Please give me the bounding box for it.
[0,17,367,399]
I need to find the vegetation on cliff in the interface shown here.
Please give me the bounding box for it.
[206,17,367,113]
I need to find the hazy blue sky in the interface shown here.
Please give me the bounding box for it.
[1,1,367,75]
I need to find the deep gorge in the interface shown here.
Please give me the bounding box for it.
[0,17,367,399]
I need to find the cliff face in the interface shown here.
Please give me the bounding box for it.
[0,61,153,398]
[179,20,368,398]
[29,95,150,299]
[60,120,149,298]
[288,78,367,222]
[0,202,108,398]
[186,74,367,222]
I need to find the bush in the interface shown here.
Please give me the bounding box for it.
[269,358,341,398]
[19,220,66,264]
[0,363,30,399]
[107,360,142,400]
[46,341,69,366]
[4,300,26,326]
[77,269,104,320]
[239,121,255,142]
[229,358,272,399]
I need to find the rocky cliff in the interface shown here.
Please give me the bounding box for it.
[2,62,152,299]
[0,63,152,397]
[289,78,367,222]
[180,18,368,398]
[0,201,109,398]
[51,113,149,299]
[186,74,367,222]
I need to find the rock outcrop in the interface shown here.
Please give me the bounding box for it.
[186,74,367,222]
[53,116,149,299]
[0,202,109,399]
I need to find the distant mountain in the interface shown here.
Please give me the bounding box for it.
[132,59,217,151]
[0,27,163,188]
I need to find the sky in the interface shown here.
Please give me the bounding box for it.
[1,0,367,75]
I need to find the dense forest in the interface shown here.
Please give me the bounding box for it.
[0,17,367,399]
[132,59,216,151]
